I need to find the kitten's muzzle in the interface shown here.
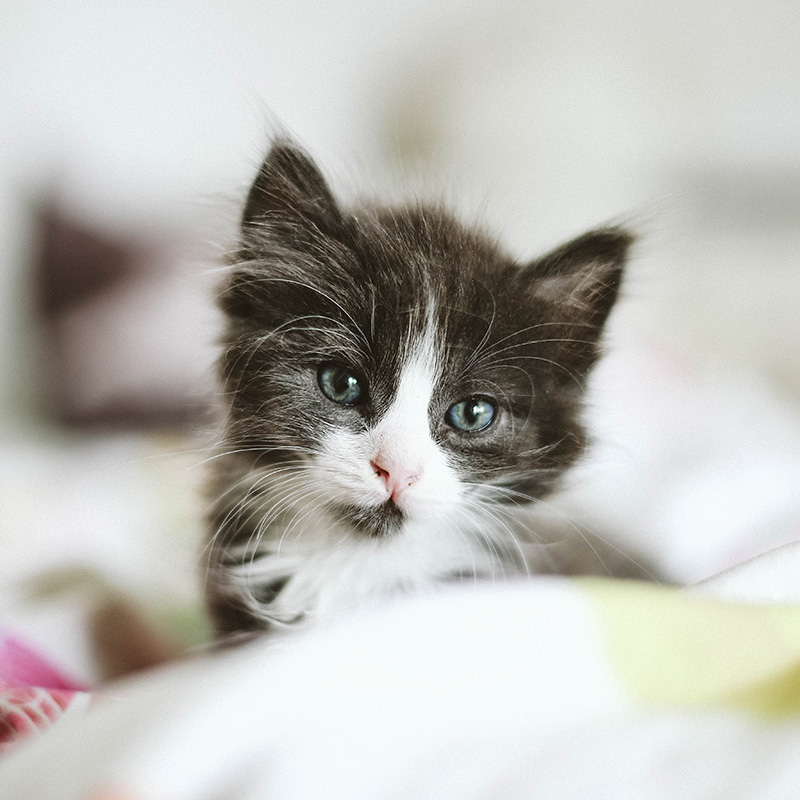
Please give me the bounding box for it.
[337,499,405,538]
[370,457,420,503]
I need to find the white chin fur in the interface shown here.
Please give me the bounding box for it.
[231,505,503,625]
[231,428,477,624]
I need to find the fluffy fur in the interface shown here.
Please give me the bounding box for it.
[205,140,632,636]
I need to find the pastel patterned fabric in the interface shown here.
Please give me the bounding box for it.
[0,632,89,753]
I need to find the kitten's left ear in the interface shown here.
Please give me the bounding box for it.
[519,227,632,384]
[241,140,345,245]
[528,227,633,332]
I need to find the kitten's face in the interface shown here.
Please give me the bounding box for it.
[210,142,630,629]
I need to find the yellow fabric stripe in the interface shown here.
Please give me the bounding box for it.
[582,579,800,717]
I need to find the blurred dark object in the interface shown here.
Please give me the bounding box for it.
[34,205,214,430]
[89,595,185,680]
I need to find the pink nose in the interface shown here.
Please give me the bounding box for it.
[370,458,420,500]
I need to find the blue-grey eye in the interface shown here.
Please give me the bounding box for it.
[446,396,496,432]
[317,364,365,405]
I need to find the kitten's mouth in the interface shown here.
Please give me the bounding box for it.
[335,500,405,538]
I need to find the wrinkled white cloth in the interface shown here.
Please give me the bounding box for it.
[4,564,800,800]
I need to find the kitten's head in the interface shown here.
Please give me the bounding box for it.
[218,141,630,546]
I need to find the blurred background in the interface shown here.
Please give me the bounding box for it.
[2,0,800,682]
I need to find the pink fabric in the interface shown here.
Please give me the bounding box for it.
[0,632,89,753]
[0,635,87,693]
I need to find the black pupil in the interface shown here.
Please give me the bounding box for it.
[335,371,357,395]
[464,402,481,424]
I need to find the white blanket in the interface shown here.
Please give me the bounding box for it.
[3,546,800,800]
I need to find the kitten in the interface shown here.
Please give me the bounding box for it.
[205,140,632,636]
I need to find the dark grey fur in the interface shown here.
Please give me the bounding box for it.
[206,140,632,636]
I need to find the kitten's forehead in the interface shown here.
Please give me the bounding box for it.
[361,293,441,424]
[370,338,439,468]
[388,310,440,413]
[353,212,507,368]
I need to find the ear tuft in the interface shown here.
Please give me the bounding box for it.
[530,227,633,329]
[515,227,633,386]
[538,228,633,274]
[241,140,345,243]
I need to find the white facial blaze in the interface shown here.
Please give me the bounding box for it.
[315,317,462,519]
[371,342,438,497]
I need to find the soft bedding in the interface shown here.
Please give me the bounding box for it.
[0,632,89,753]
[2,547,800,799]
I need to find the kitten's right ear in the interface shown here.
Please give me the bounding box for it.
[241,141,345,244]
